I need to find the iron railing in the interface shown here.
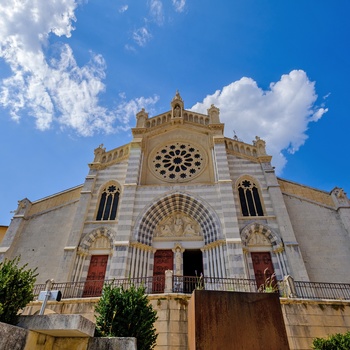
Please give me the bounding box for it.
[33,276,166,299]
[172,276,258,294]
[293,281,350,300]
[32,277,350,301]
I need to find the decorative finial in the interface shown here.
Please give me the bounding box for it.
[172,90,183,102]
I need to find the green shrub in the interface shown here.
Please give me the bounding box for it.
[0,256,38,325]
[312,331,350,350]
[95,282,158,350]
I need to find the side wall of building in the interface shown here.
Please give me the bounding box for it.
[283,194,350,282]
[2,200,78,284]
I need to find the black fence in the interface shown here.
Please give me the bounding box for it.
[172,276,258,294]
[33,276,165,299]
[293,281,350,300]
[32,277,350,301]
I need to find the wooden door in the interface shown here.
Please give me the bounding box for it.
[153,250,173,293]
[251,252,275,290]
[83,255,108,297]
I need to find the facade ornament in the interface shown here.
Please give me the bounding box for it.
[15,198,31,216]
[331,187,349,207]
[77,246,88,256]
[171,90,184,119]
[136,108,149,128]
[93,144,106,162]
[253,136,267,155]
[172,244,185,276]
[155,213,200,237]
[247,232,271,247]
[201,239,226,251]
[208,104,220,124]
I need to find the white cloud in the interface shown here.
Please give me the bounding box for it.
[132,27,152,47]
[0,0,158,136]
[190,70,328,174]
[172,0,186,13]
[118,5,128,13]
[149,0,164,25]
[116,94,160,125]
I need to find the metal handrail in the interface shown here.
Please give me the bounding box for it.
[32,277,350,301]
[293,280,350,300]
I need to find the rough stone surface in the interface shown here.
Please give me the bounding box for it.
[17,314,95,337]
[0,322,28,350]
[87,337,137,350]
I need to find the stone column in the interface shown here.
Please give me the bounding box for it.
[164,270,173,293]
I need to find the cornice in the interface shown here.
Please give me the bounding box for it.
[201,239,226,251]
[88,155,129,170]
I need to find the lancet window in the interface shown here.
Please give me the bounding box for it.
[96,183,120,221]
[238,179,264,216]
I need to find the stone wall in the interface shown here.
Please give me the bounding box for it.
[2,200,78,284]
[283,194,350,282]
[22,294,350,350]
[281,299,350,350]
[0,321,28,350]
[0,321,136,350]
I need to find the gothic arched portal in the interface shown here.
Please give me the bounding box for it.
[133,191,222,245]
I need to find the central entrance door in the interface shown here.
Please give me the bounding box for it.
[183,250,203,293]
[251,252,275,290]
[83,255,108,297]
[153,250,173,293]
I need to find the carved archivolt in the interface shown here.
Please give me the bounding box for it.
[154,212,200,238]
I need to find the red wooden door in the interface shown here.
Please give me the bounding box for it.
[251,252,275,290]
[83,255,108,297]
[153,250,173,293]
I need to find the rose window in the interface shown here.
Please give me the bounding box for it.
[151,143,205,182]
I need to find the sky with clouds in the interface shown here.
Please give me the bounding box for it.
[0,0,349,224]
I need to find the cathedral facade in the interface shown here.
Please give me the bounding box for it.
[1,92,350,291]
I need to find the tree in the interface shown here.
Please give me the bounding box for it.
[312,331,350,350]
[95,282,158,350]
[0,256,38,325]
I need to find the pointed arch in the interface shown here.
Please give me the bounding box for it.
[95,181,121,221]
[240,222,283,250]
[133,191,222,246]
[78,227,114,254]
[236,175,264,216]
[240,222,289,280]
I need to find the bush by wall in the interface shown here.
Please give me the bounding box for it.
[312,331,350,350]
[0,257,38,325]
[95,282,158,350]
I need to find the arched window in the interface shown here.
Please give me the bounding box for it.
[96,184,120,220]
[238,179,264,216]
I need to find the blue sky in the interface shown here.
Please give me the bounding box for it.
[0,0,349,225]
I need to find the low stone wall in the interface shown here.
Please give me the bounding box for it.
[22,294,350,350]
[23,293,190,350]
[281,299,350,350]
[0,321,136,350]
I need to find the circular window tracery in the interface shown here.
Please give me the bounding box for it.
[151,142,205,182]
